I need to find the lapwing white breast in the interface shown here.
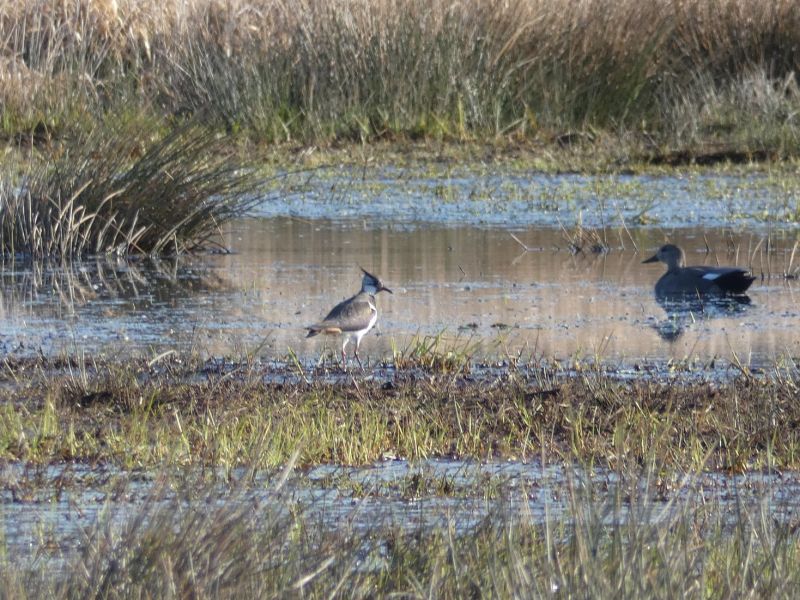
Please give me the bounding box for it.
[306,267,392,369]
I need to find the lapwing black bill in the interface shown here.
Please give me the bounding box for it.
[306,267,392,369]
[643,244,755,297]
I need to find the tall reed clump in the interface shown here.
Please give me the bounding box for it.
[1,0,799,152]
[0,115,260,258]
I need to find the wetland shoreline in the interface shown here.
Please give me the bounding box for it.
[2,354,797,472]
[3,1,800,593]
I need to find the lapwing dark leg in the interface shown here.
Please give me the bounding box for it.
[353,343,364,370]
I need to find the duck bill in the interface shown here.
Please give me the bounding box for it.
[642,254,659,264]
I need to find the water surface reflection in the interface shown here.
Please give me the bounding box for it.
[0,219,797,367]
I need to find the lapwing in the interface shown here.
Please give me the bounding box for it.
[643,244,755,297]
[306,267,392,368]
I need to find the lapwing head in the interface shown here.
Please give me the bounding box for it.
[360,267,392,295]
[642,244,684,269]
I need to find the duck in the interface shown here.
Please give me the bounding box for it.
[642,244,755,297]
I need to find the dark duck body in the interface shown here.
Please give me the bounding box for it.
[642,244,755,297]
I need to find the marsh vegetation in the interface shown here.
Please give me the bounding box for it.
[1,0,800,258]
[0,116,262,257]
[2,0,800,156]
[0,354,797,471]
[2,355,800,597]
[4,461,800,598]
[2,1,800,595]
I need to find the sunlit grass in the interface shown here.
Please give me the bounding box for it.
[1,0,799,159]
[390,331,480,373]
[0,114,261,258]
[1,355,799,470]
[2,351,799,596]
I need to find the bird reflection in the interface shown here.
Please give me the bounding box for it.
[651,292,752,342]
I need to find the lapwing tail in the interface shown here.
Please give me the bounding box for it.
[306,325,343,337]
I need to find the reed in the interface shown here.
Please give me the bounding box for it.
[0,115,260,258]
[1,0,798,154]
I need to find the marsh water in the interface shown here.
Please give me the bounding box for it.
[1,219,797,368]
[4,459,800,568]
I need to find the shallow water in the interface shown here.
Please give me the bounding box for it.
[0,218,797,368]
[3,459,799,568]
[262,165,800,230]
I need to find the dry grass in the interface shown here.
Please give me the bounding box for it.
[0,114,262,258]
[0,0,798,153]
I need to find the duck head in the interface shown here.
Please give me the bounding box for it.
[643,244,685,271]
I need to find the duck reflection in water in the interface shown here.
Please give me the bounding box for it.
[642,244,755,341]
[651,293,753,341]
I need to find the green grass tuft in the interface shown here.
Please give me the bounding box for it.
[0,114,261,258]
